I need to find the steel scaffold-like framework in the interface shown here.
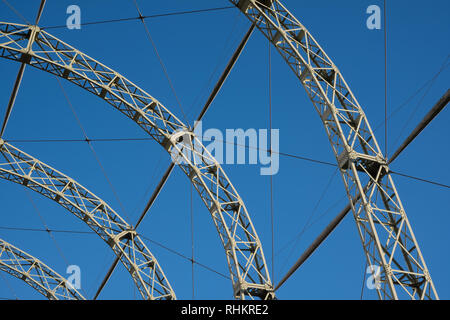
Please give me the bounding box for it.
[0,237,85,300]
[0,21,273,300]
[230,0,438,299]
[0,140,175,300]
[0,0,440,300]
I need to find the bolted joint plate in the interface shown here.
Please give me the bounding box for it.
[338,149,387,179]
[107,229,136,248]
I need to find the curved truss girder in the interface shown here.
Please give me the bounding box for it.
[0,140,175,300]
[0,23,273,299]
[0,237,85,300]
[229,0,438,299]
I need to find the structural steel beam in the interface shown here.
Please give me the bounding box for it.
[275,88,449,292]
[0,237,84,300]
[0,0,46,138]
[0,62,26,137]
[0,20,274,299]
[0,140,176,300]
[389,89,449,164]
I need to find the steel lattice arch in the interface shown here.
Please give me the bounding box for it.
[0,139,175,300]
[0,237,85,300]
[0,21,274,300]
[0,0,439,300]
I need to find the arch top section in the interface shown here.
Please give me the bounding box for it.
[0,22,186,143]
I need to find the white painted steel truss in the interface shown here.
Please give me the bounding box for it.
[0,22,273,299]
[0,237,85,300]
[229,0,438,299]
[0,140,175,300]
[0,0,438,299]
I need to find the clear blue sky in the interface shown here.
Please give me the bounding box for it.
[0,0,448,300]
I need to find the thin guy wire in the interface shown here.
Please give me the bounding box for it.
[274,192,348,258]
[129,152,168,219]
[190,182,195,299]
[384,0,388,157]
[5,136,449,189]
[373,57,450,132]
[185,12,241,121]
[1,0,30,24]
[0,225,230,280]
[24,190,70,266]
[55,77,131,222]
[0,0,46,138]
[90,14,254,299]
[87,252,115,298]
[0,272,19,300]
[132,0,190,128]
[391,55,450,150]
[278,168,339,275]
[4,2,444,296]
[268,39,275,284]
[41,6,235,30]
[360,259,368,300]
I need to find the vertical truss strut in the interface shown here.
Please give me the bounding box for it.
[230,0,438,299]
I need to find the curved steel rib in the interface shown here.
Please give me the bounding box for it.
[229,0,437,299]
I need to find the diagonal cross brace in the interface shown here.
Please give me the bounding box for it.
[275,89,449,292]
